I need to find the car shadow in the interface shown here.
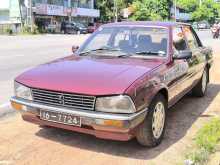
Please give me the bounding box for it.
[35,83,220,160]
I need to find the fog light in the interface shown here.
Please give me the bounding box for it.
[11,101,24,111]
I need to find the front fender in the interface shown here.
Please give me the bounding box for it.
[125,75,168,112]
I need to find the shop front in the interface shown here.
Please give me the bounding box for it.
[34,3,100,33]
[34,3,68,33]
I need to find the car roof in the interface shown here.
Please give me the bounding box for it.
[103,21,191,28]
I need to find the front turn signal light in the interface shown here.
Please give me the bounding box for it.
[104,120,124,127]
[11,101,23,111]
[95,119,124,128]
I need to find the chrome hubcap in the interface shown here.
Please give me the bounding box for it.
[202,70,207,93]
[152,102,165,139]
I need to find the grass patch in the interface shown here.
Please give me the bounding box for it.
[185,118,220,165]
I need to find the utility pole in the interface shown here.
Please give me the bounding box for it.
[27,0,33,32]
[18,0,24,30]
[114,0,118,22]
[174,0,177,21]
[68,0,71,23]
[30,0,33,32]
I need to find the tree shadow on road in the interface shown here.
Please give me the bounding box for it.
[35,83,220,160]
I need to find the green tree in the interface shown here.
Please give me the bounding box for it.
[95,0,114,22]
[177,0,199,12]
[193,0,220,22]
[130,0,170,21]
[95,0,132,22]
[177,0,220,23]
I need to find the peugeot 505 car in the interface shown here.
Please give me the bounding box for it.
[11,21,213,147]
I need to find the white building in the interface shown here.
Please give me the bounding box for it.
[0,0,100,33]
[0,0,21,33]
[0,0,21,24]
[33,0,100,27]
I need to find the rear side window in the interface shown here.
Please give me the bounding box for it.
[173,27,187,51]
[183,26,199,49]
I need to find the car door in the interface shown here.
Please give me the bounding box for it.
[65,23,71,33]
[167,26,190,103]
[182,25,206,87]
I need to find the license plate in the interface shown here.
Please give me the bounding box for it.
[40,110,81,127]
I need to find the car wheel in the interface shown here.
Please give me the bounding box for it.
[72,30,77,35]
[192,67,208,97]
[136,94,167,147]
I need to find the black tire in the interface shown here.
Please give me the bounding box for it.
[72,30,77,35]
[192,67,208,97]
[39,125,51,129]
[136,94,167,147]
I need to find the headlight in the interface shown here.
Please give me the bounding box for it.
[95,95,136,113]
[14,82,32,100]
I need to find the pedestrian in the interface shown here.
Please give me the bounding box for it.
[61,21,66,34]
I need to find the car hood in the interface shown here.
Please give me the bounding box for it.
[16,55,165,96]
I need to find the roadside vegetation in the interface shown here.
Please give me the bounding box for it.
[20,25,40,35]
[2,24,40,35]
[96,0,220,23]
[184,118,220,165]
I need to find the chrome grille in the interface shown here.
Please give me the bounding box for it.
[31,88,95,110]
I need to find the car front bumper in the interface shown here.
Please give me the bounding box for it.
[79,29,88,34]
[10,96,147,141]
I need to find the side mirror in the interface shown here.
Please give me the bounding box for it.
[72,45,79,53]
[173,50,192,60]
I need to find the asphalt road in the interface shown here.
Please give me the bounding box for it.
[0,30,220,165]
[0,34,89,106]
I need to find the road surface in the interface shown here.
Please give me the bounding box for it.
[0,31,220,165]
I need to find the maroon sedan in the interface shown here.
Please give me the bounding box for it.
[11,21,213,147]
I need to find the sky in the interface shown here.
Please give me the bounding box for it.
[0,0,10,9]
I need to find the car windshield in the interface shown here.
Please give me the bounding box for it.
[79,26,168,58]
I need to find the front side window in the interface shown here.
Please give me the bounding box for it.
[173,27,187,51]
[79,26,169,58]
[183,26,199,50]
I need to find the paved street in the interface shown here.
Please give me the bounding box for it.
[0,31,220,165]
[0,34,89,105]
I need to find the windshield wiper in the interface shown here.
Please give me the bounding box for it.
[79,47,121,56]
[135,51,166,56]
[116,51,158,58]
[117,54,133,58]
